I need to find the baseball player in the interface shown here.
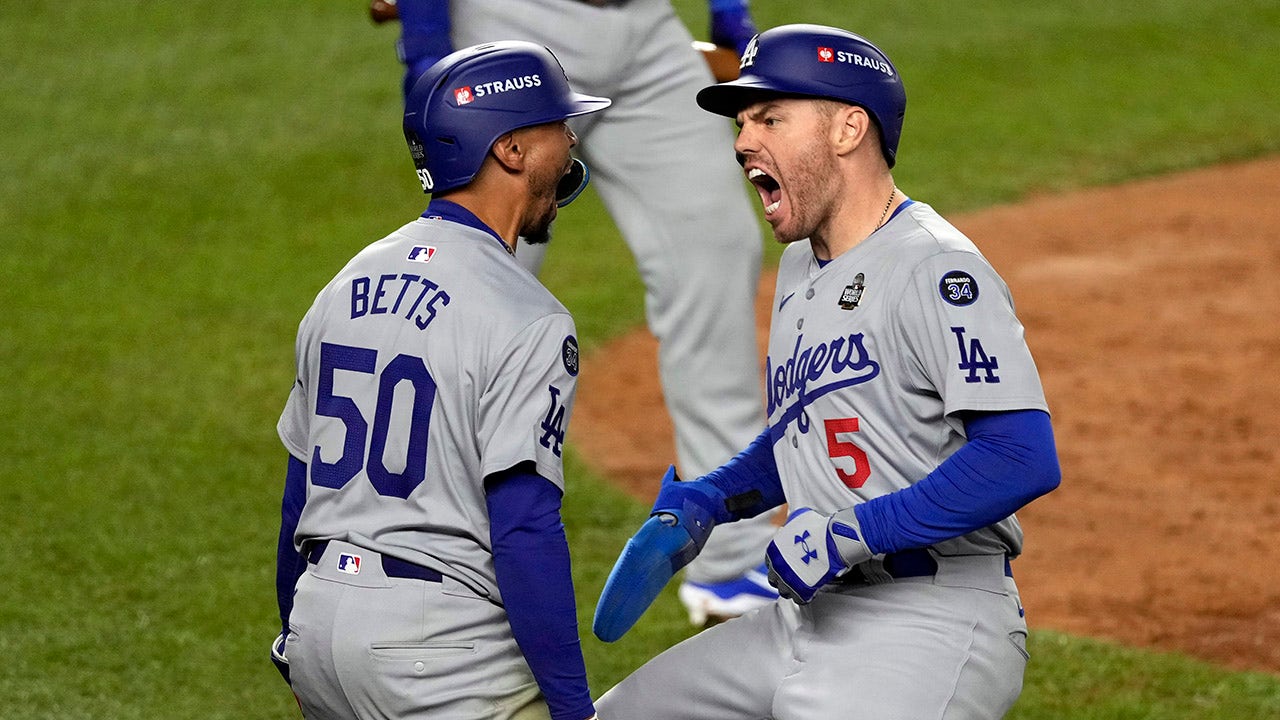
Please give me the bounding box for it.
[271,41,608,720]
[385,0,781,625]
[592,25,1062,719]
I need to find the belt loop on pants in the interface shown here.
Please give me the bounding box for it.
[306,540,443,583]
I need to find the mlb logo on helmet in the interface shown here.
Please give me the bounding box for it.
[337,553,362,575]
[454,86,475,105]
[817,46,835,63]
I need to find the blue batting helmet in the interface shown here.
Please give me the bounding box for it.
[696,24,906,167]
[403,41,611,195]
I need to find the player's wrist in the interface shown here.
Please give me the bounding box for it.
[827,507,875,571]
[648,465,724,550]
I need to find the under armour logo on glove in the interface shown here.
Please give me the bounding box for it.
[794,530,819,564]
[766,506,875,604]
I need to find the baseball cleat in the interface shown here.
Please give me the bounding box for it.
[677,564,778,627]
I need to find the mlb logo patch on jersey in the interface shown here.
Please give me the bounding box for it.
[939,270,979,307]
[817,46,835,63]
[454,86,475,105]
[407,245,437,263]
[337,553,362,575]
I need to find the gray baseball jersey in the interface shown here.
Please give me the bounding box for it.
[766,200,1048,558]
[597,200,1043,719]
[278,215,579,601]
[448,0,775,583]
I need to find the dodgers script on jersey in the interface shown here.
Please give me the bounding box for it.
[277,216,579,602]
[766,201,1048,559]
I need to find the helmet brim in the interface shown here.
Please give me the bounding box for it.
[564,92,612,119]
[696,79,808,118]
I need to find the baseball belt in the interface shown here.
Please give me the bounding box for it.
[837,549,1013,586]
[306,540,443,583]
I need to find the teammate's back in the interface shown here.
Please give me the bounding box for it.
[283,215,577,598]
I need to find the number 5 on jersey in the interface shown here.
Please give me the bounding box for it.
[824,417,870,489]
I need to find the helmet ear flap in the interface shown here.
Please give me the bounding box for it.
[405,127,465,193]
[403,128,434,192]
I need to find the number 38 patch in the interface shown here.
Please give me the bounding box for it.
[939,270,979,306]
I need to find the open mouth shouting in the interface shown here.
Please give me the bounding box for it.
[747,167,782,216]
[555,157,589,208]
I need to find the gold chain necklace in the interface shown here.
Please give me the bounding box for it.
[876,186,898,229]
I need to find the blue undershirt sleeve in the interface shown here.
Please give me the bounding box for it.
[275,454,308,634]
[854,409,1061,555]
[397,0,453,95]
[699,427,787,521]
[486,465,594,720]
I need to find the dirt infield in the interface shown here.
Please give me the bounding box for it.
[571,156,1280,673]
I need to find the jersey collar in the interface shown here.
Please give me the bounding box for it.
[814,197,917,268]
[422,199,511,254]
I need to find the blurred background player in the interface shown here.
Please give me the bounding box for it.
[272,41,608,720]
[374,0,779,625]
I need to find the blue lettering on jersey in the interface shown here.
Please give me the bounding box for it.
[539,384,568,457]
[766,333,880,438]
[350,274,450,330]
[951,326,1000,383]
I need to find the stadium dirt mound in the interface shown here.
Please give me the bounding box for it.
[571,156,1280,674]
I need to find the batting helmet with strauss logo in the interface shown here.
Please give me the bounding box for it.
[696,24,906,167]
[403,41,611,200]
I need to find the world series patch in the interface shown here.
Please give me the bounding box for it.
[839,273,866,310]
[939,270,979,306]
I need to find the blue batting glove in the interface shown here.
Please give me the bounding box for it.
[649,464,726,550]
[708,0,758,57]
[765,507,873,604]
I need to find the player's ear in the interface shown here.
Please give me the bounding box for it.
[490,131,526,173]
[830,104,869,157]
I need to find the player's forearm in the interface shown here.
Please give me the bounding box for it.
[397,0,452,66]
[487,470,595,720]
[275,454,308,630]
[855,409,1061,554]
[698,427,787,520]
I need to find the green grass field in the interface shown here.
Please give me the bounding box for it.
[2,1,1279,717]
